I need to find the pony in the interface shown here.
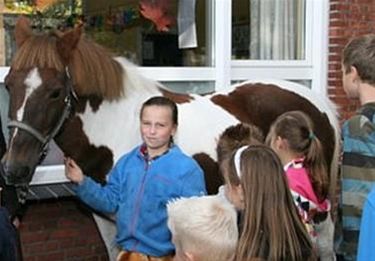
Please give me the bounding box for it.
[1,17,340,260]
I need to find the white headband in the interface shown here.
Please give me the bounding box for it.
[234,145,248,178]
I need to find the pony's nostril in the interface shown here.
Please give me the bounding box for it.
[1,166,14,185]
[0,163,31,186]
[1,163,10,177]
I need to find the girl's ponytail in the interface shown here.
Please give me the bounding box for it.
[305,134,329,202]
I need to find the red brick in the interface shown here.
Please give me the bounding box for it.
[329,0,375,120]
[34,253,64,261]
[44,241,60,252]
[19,198,107,260]
[65,246,93,258]
[20,231,50,243]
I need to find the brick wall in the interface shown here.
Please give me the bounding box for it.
[328,0,375,121]
[19,198,108,261]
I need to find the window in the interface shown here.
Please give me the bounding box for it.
[2,0,211,67]
[232,0,306,60]
[0,84,8,138]
[230,0,329,94]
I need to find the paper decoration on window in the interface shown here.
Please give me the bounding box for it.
[178,0,197,49]
[35,0,60,11]
[139,0,175,32]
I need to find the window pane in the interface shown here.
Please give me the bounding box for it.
[162,81,215,95]
[1,0,211,67]
[232,0,306,60]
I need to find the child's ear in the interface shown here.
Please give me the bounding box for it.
[350,66,361,82]
[171,124,177,136]
[275,136,286,150]
[237,184,244,202]
[233,184,245,210]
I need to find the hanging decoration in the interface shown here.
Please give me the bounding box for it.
[139,0,175,32]
[86,6,139,33]
[4,1,34,14]
[34,0,60,11]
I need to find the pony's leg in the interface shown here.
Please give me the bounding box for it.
[315,212,336,261]
[92,213,119,261]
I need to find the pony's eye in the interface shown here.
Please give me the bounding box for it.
[49,90,61,99]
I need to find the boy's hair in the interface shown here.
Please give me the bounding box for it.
[342,34,375,85]
[221,145,314,261]
[167,195,238,261]
[140,96,178,125]
[217,123,264,162]
[265,110,328,202]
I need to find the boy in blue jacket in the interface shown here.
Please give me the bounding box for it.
[357,185,375,260]
[65,96,206,260]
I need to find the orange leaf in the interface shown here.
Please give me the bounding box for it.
[139,0,174,32]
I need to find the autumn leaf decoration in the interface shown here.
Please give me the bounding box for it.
[35,0,60,11]
[139,0,175,32]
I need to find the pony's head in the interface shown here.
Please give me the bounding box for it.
[1,17,80,186]
[2,17,124,187]
[2,16,124,187]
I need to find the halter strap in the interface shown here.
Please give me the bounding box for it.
[48,94,72,140]
[8,121,48,144]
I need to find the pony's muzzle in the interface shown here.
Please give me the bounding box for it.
[1,160,31,186]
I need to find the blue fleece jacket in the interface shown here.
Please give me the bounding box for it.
[74,144,206,257]
[357,186,375,261]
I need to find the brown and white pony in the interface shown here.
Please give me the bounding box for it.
[1,17,340,260]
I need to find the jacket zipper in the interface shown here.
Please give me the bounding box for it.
[130,158,151,251]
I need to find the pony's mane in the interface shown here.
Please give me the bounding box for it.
[12,33,64,71]
[12,31,124,100]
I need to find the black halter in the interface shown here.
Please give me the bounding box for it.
[7,69,75,164]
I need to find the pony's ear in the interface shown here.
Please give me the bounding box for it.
[56,24,83,65]
[14,16,33,48]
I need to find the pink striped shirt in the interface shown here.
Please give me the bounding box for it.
[284,159,329,211]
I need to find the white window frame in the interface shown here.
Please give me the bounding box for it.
[141,0,329,94]
[0,0,329,185]
[230,0,329,95]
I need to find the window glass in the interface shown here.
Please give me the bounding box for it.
[290,79,311,88]
[0,83,8,139]
[1,0,210,67]
[232,79,311,88]
[232,0,306,60]
[162,81,215,95]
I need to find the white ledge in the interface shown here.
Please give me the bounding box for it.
[30,165,68,185]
